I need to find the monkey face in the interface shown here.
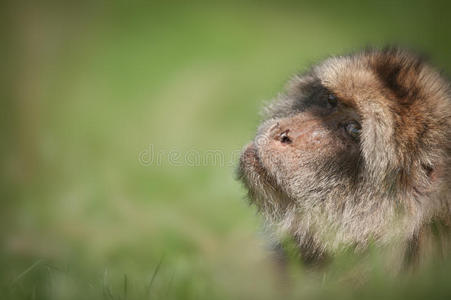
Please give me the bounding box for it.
[243,93,361,203]
[238,48,451,252]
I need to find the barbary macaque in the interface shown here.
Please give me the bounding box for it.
[238,48,451,268]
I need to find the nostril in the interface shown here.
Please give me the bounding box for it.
[279,130,292,144]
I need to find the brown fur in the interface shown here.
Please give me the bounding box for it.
[238,47,451,268]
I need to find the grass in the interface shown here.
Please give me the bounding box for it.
[2,0,451,299]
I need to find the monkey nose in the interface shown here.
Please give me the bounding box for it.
[268,122,293,145]
[278,130,292,144]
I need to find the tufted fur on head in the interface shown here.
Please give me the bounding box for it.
[238,47,451,267]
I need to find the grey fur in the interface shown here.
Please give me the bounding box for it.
[238,48,451,267]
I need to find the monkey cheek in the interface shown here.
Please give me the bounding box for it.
[256,144,299,189]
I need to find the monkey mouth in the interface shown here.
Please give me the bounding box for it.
[238,142,264,177]
[238,142,280,194]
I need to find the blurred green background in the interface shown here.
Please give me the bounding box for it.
[2,0,451,299]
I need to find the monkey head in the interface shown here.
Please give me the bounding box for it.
[238,48,451,263]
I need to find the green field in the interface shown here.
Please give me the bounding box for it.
[2,1,451,299]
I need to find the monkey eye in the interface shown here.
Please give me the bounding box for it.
[345,122,361,139]
[327,93,338,107]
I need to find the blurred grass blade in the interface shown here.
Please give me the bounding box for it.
[123,274,128,300]
[11,259,44,286]
[103,268,115,300]
[147,255,164,299]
